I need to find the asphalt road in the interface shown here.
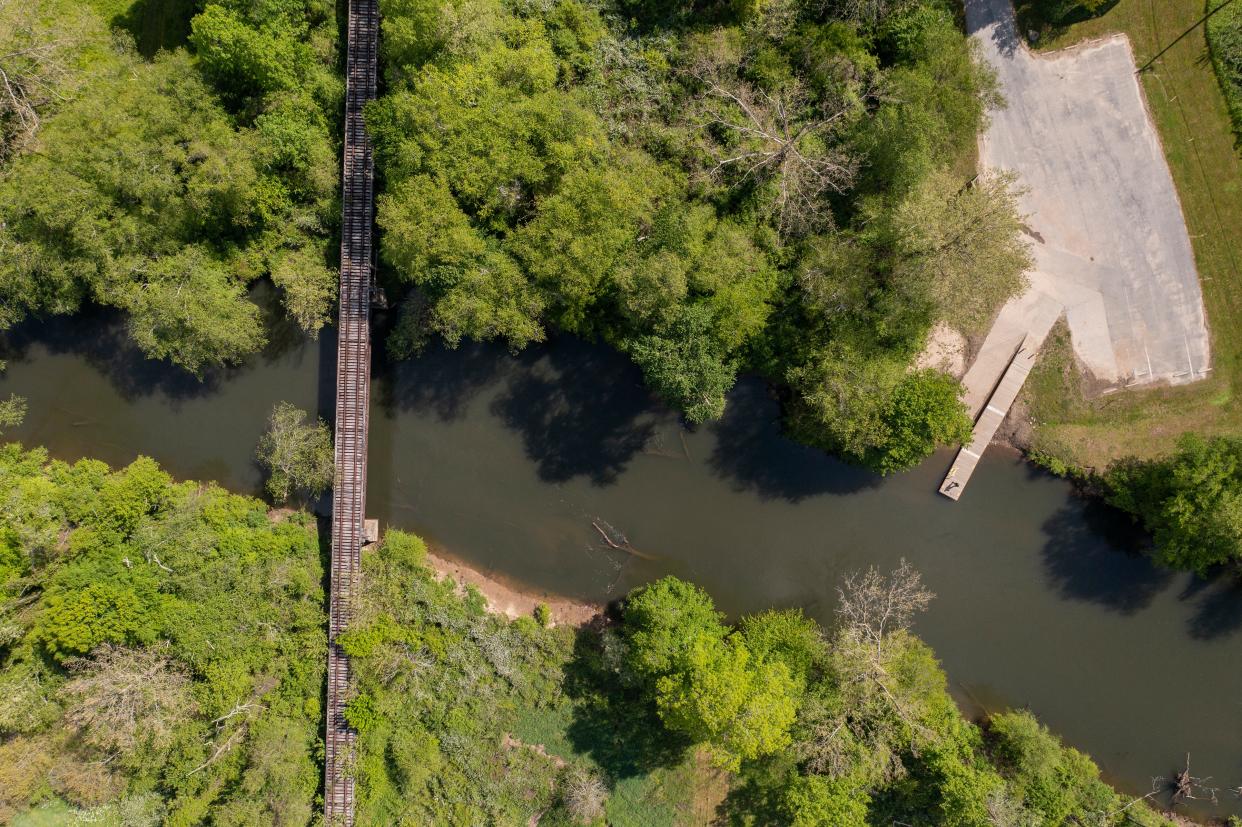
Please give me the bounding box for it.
[963,0,1211,394]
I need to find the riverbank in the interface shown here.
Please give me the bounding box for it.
[422,546,602,627]
[409,529,1213,826]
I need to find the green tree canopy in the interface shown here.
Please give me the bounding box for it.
[1106,434,1242,573]
[256,402,335,504]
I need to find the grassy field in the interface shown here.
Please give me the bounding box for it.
[1017,0,1242,470]
[511,699,727,825]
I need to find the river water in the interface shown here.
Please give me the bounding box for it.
[3,305,1241,819]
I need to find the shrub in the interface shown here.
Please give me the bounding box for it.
[256,401,335,504]
[535,602,552,627]
[1207,0,1242,140]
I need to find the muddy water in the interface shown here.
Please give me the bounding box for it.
[3,307,1241,819]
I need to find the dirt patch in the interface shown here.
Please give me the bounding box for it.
[994,394,1034,450]
[266,507,296,524]
[502,733,567,769]
[423,549,601,627]
[915,322,968,378]
[690,746,732,823]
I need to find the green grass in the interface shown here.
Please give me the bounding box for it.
[510,702,727,825]
[86,0,196,57]
[1018,0,1242,470]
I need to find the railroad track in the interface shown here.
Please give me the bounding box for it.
[325,0,377,823]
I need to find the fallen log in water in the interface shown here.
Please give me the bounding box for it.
[591,520,658,561]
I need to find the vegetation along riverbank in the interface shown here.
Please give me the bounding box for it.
[0,0,1035,476]
[0,446,1205,824]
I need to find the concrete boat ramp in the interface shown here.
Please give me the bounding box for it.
[939,0,1211,499]
[941,335,1039,500]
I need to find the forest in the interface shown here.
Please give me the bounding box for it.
[0,0,1030,473]
[0,0,341,373]
[0,447,1181,825]
[369,0,1030,472]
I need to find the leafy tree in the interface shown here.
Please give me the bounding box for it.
[0,446,326,821]
[654,632,801,770]
[988,710,1120,824]
[740,608,825,683]
[784,773,869,826]
[0,452,1177,824]
[510,154,681,334]
[866,369,972,474]
[885,167,1031,330]
[623,576,726,679]
[367,0,1026,454]
[1106,434,1242,574]
[0,362,25,436]
[789,349,970,473]
[0,0,339,368]
[0,394,25,435]
[270,245,336,337]
[124,247,266,374]
[626,304,737,423]
[189,4,304,103]
[35,582,156,662]
[256,402,335,503]
[0,52,270,371]
[1207,0,1242,140]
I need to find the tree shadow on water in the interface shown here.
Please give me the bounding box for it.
[1181,574,1242,642]
[489,338,663,486]
[563,621,691,781]
[373,337,509,423]
[707,378,880,502]
[1040,497,1174,614]
[1,307,227,404]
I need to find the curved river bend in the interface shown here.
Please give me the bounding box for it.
[3,307,1241,819]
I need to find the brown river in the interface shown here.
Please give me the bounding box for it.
[3,302,1241,819]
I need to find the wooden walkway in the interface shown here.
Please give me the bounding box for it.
[940,335,1038,501]
[324,0,378,823]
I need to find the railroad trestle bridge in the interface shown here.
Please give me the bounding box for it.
[324,0,378,823]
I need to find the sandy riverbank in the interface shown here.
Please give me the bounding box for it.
[423,548,602,627]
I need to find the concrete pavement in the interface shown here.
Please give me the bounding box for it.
[964,0,1210,396]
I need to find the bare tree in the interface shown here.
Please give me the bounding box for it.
[688,65,867,237]
[835,558,934,659]
[1169,753,1218,805]
[61,642,196,756]
[0,0,84,159]
[795,562,937,784]
[562,767,608,824]
[985,787,1041,827]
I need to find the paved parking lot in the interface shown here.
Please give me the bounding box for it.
[964,0,1211,395]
